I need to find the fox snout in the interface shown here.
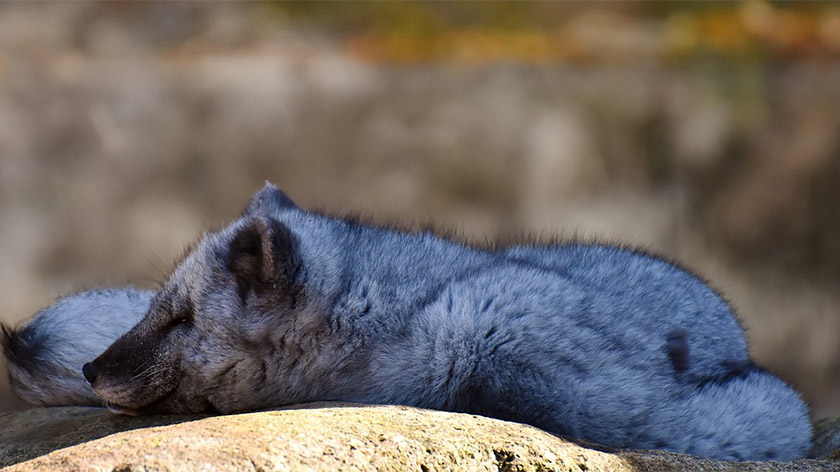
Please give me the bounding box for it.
[82,340,136,389]
[79,324,183,411]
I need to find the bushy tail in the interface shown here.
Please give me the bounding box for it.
[651,366,812,461]
[1,288,154,407]
[2,320,104,406]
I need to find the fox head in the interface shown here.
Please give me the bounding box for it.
[83,183,319,414]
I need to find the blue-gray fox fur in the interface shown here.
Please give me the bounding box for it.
[4,184,812,460]
[2,288,152,406]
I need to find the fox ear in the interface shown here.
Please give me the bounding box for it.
[242,182,297,217]
[227,216,299,296]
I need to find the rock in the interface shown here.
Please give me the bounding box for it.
[0,406,208,468]
[1,403,837,471]
[812,416,840,459]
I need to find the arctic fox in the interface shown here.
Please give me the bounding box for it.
[2,288,153,406]
[11,184,812,460]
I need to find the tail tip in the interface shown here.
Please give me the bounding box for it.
[1,322,42,376]
[1,322,18,362]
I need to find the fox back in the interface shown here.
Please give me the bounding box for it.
[81,184,811,460]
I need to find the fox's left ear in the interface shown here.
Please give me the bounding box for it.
[227,216,299,296]
[242,182,297,217]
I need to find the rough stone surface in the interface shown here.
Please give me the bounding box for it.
[0,406,209,468]
[812,416,840,460]
[1,404,838,471]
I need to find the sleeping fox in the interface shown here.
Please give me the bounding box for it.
[2,183,812,460]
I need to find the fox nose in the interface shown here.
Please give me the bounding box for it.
[82,362,98,384]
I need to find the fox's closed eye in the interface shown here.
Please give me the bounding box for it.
[168,301,194,328]
[165,314,190,330]
[177,307,194,323]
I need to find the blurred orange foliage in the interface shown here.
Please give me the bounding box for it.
[271,1,840,64]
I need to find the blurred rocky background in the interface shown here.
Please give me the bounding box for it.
[1,2,839,418]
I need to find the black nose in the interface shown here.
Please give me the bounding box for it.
[82,362,98,384]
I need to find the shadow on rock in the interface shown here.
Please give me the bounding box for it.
[0,406,208,468]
